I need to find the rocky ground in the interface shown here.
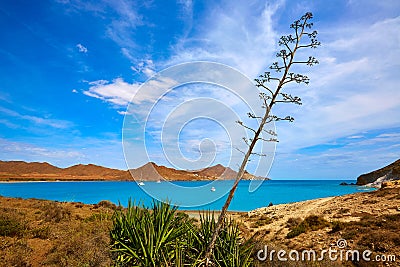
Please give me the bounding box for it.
[235,183,400,266]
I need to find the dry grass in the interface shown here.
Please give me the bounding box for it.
[0,197,114,267]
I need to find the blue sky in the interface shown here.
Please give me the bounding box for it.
[0,0,399,179]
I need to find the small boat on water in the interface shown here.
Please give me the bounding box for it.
[138,171,145,186]
[156,180,161,183]
[210,187,216,192]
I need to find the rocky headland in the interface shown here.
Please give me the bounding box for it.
[356,159,400,188]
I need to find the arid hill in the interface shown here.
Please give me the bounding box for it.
[0,160,130,181]
[356,159,400,185]
[0,160,62,175]
[195,163,237,178]
[61,164,128,178]
[241,185,400,266]
[0,160,266,182]
[128,162,266,181]
[129,162,189,181]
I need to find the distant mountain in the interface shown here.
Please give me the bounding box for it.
[0,160,268,182]
[0,160,130,181]
[196,164,237,178]
[60,164,130,179]
[0,160,62,175]
[129,162,191,181]
[356,159,400,186]
[129,162,268,181]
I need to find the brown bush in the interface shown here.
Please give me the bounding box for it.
[40,202,71,223]
[0,216,26,237]
[45,221,112,267]
[286,215,329,239]
[95,200,117,210]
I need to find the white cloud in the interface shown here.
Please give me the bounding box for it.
[348,132,400,147]
[130,59,156,78]
[83,1,284,107]
[0,136,126,169]
[77,1,400,175]
[0,106,73,129]
[0,119,19,129]
[117,110,128,115]
[168,1,283,78]
[274,16,400,152]
[347,135,364,139]
[105,0,143,50]
[271,128,400,179]
[83,78,140,106]
[83,75,179,107]
[0,138,84,161]
[76,43,88,53]
[377,133,400,138]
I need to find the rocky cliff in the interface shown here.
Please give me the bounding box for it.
[356,159,400,186]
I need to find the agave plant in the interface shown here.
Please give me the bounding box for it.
[193,212,254,267]
[110,200,190,266]
[110,200,254,266]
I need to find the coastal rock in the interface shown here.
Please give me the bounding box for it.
[339,182,355,186]
[356,159,400,186]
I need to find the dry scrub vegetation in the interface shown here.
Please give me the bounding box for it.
[0,197,114,266]
[240,187,400,267]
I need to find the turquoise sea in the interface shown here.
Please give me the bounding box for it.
[0,180,375,211]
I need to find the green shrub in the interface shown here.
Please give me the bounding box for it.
[194,212,254,266]
[287,223,307,238]
[30,225,51,239]
[110,200,192,266]
[304,215,329,230]
[286,215,328,239]
[110,200,254,266]
[250,215,272,228]
[0,217,25,237]
[41,202,71,223]
[384,213,400,222]
[342,230,357,240]
[45,221,112,267]
[286,217,301,228]
[95,200,117,210]
[330,221,345,233]
[84,212,112,222]
[338,208,350,214]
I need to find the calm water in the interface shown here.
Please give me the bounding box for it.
[0,180,374,211]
